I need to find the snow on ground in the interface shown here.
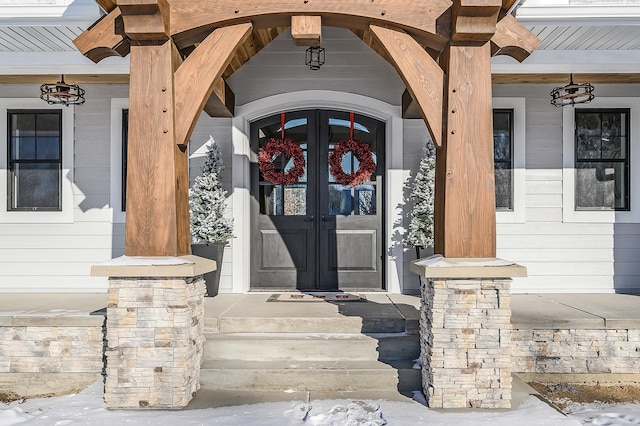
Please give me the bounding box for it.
[0,381,638,425]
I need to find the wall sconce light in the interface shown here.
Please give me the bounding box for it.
[40,75,85,106]
[305,46,325,71]
[550,74,594,107]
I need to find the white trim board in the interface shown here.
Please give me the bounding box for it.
[232,90,404,294]
[110,98,128,224]
[562,97,640,223]
[0,99,74,224]
[494,97,526,224]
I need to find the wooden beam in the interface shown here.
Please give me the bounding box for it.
[95,0,118,13]
[291,16,322,47]
[435,43,496,257]
[125,40,190,256]
[73,8,129,63]
[118,0,171,41]
[203,78,235,118]
[174,22,253,148]
[402,89,421,119]
[169,0,451,52]
[451,0,502,42]
[490,14,540,62]
[369,24,443,148]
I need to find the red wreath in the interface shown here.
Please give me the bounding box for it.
[329,138,376,186]
[258,138,306,185]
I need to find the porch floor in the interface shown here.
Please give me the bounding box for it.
[1,292,639,410]
[1,292,638,330]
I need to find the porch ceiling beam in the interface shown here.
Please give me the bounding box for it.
[73,8,130,63]
[203,77,236,118]
[291,16,321,47]
[174,22,253,148]
[451,0,502,42]
[490,14,541,62]
[369,24,443,148]
[169,0,451,52]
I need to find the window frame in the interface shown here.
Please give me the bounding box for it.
[0,99,73,224]
[110,98,128,223]
[493,97,525,224]
[574,108,630,212]
[7,109,63,212]
[493,108,515,212]
[563,97,640,223]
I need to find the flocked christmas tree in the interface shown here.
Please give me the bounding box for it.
[405,140,436,249]
[189,136,234,244]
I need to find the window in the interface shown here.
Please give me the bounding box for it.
[575,109,629,211]
[7,110,62,211]
[110,98,128,223]
[494,109,513,211]
[493,98,525,223]
[121,109,128,212]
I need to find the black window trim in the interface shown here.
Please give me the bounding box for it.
[493,108,514,212]
[574,107,630,212]
[7,109,63,212]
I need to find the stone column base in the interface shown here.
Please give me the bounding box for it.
[411,257,526,409]
[92,255,215,409]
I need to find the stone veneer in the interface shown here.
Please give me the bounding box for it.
[411,257,527,409]
[92,255,215,409]
[104,276,206,408]
[512,329,640,375]
[0,319,104,397]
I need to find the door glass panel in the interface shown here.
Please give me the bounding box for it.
[258,118,308,216]
[327,116,377,215]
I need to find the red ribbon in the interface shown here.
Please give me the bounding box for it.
[349,111,354,140]
[281,112,286,139]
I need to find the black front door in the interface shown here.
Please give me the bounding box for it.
[250,110,384,291]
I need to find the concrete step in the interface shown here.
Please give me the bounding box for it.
[203,332,420,362]
[205,316,408,334]
[199,359,422,392]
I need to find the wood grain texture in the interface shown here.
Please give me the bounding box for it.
[174,22,253,148]
[203,78,235,118]
[490,14,540,62]
[169,0,451,51]
[451,0,501,41]
[119,0,171,41]
[369,24,443,148]
[125,40,188,256]
[73,9,130,62]
[95,0,117,12]
[436,43,496,257]
[291,15,322,47]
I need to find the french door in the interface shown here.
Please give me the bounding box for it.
[249,110,384,291]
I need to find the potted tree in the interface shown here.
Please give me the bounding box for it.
[405,140,436,259]
[189,136,233,296]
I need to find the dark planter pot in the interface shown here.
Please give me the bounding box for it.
[414,245,435,260]
[191,243,225,297]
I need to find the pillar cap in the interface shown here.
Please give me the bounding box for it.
[91,255,216,278]
[410,255,527,279]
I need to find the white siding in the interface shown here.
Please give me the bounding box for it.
[0,84,127,292]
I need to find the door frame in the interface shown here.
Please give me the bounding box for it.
[231,90,404,293]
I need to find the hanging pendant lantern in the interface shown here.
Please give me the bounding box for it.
[40,75,85,106]
[305,46,325,71]
[550,74,594,107]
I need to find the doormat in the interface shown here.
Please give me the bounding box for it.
[267,293,366,302]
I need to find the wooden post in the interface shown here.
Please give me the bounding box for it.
[126,40,190,256]
[435,42,496,258]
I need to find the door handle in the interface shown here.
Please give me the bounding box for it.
[321,214,332,221]
[304,216,315,222]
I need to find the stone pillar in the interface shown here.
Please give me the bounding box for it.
[411,257,526,409]
[91,255,216,409]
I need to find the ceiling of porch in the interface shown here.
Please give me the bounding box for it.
[1,2,640,85]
